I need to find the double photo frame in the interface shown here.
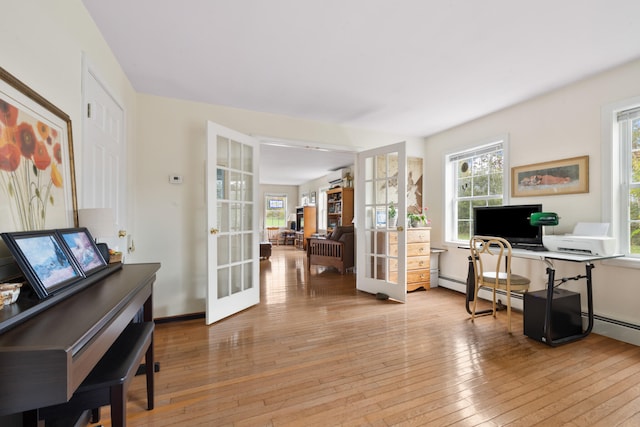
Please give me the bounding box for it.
[1,227,107,299]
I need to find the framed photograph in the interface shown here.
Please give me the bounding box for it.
[0,231,83,299]
[0,66,78,232]
[57,228,108,276]
[310,191,316,204]
[512,155,589,197]
[375,208,386,228]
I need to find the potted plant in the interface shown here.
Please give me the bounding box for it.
[407,207,430,228]
[388,202,397,227]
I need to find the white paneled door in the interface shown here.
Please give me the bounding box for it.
[206,121,260,324]
[82,66,126,252]
[356,142,407,302]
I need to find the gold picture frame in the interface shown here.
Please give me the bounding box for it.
[511,155,588,197]
[0,66,78,231]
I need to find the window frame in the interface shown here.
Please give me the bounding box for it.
[317,187,329,231]
[264,194,287,228]
[602,96,640,264]
[444,135,509,245]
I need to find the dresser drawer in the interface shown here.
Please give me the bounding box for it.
[407,269,430,284]
[388,229,431,243]
[388,268,430,289]
[407,228,430,243]
[407,256,429,271]
[389,256,429,271]
[390,243,430,257]
[407,243,429,257]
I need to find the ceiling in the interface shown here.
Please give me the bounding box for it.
[82,0,640,185]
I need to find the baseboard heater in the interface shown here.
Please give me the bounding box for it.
[439,275,640,346]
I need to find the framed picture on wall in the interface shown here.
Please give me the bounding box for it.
[0,66,78,232]
[512,155,589,197]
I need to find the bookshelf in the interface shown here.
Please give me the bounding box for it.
[326,187,354,233]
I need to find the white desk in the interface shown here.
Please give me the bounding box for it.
[464,246,623,346]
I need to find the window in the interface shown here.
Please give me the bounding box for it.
[317,187,329,231]
[445,138,506,243]
[618,106,640,255]
[265,194,287,227]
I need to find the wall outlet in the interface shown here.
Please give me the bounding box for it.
[169,175,183,184]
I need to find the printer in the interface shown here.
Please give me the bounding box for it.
[543,222,616,256]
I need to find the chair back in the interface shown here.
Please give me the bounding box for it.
[470,235,513,290]
[469,235,530,333]
[470,236,530,292]
[266,227,281,245]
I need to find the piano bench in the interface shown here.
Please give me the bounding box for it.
[39,321,155,427]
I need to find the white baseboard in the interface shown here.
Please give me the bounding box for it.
[439,276,640,346]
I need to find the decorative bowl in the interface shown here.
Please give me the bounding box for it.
[0,283,23,305]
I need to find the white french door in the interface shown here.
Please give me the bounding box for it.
[206,121,260,324]
[356,142,407,302]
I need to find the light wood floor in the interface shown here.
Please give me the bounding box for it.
[99,246,640,426]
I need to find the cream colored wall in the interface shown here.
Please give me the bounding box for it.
[0,1,138,425]
[130,94,421,317]
[1,0,138,218]
[424,58,640,328]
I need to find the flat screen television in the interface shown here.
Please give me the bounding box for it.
[473,204,544,249]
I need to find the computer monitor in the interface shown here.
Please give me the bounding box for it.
[473,204,544,249]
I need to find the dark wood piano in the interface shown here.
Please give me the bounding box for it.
[0,262,159,423]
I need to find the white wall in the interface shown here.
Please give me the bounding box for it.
[424,58,640,334]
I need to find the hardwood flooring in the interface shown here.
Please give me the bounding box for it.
[99,246,640,426]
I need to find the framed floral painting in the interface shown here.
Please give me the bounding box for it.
[0,67,78,232]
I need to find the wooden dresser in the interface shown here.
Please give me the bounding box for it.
[388,227,431,292]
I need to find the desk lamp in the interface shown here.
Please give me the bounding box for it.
[530,212,559,238]
[529,212,559,226]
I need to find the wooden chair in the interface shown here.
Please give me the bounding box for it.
[469,235,530,333]
[266,227,282,245]
[307,226,354,274]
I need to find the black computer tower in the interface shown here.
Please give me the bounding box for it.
[524,288,582,342]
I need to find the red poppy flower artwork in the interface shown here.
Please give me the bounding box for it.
[0,96,65,230]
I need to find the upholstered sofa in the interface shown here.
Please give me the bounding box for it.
[306,225,354,274]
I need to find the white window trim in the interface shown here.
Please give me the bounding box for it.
[601,96,640,269]
[443,134,510,246]
[264,193,288,228]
